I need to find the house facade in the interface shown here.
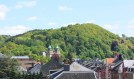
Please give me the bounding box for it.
[11,56,39,72]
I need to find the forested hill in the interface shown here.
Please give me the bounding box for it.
[0,23,134,60]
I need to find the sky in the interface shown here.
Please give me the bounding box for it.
[0,0,134,36]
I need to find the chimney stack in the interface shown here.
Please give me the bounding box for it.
[64,64,70,71]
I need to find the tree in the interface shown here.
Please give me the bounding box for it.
[122,34,127,39]
[1,23,134,59]
[66,52,73,63]
[0,57,18,78]
[111,41,118,51]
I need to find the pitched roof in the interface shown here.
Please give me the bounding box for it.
[111,60,123,71]
[124,60,134,68]
[106,58,114,64]
[54,71,97,79]
[70,62,94,72]
[41,60,62,76]
[49,62,97,79]
[50,68,64,79]
[29,64,41,74]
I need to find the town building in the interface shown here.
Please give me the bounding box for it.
[11,56,39,73]
[45,45,61,58]
[49,62,98,79]
[41,45,62,78]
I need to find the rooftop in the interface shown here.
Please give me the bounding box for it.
[11,56,29,59]
[0,53,6,58]
[106,58,114,64]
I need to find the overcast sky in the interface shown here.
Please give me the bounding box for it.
[0,0,134,36]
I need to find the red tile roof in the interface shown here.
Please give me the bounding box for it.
[106,58,114,64]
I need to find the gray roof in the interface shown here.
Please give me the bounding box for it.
[41,60,63,76]
[70,62,94,72]
[50,68,64,79]
[49,62,97,79]
[0,53,5,58]
[54,71,97,79]
[29,64,42,74]
[124,60,134,68]
[111,60,123,71]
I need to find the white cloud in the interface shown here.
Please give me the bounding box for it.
[58,6,72,11]
[100,18,134,37]
[27,16,37,21]
[102,24,122,36]
[103,24,119,30]
[0,4,9,20]
[85,20,95,23]
[48,22,57,26]
[128,18,134,24]
[127,18,134,29]
[126,30,134,37]
[15,0,36,9]
[127,28,134,36]
[0,25,31,35]
[127,25,134,29]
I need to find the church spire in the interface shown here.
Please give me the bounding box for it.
[55,45,59,53]
[48,45,51,51]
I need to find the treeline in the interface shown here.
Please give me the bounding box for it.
[0,23,134,61]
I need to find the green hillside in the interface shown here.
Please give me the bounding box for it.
[0,35,11,45]
[0,23,134,61]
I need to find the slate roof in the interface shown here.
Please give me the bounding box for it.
[50,62,97,79]
[50,68,64,79]
[70,62,94,72]
[110,55,124,72]
[111,60,123,71]
[41,60,63,76]
[28,63,42,74]
[77,60,103,72]
[54,71,97,79]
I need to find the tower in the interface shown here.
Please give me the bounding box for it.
[55,45,60,55]
[51,45,61,62]
[47,45,53,57]
[48,45,51,51]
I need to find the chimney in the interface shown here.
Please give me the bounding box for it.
[64,64,70,71]
[31,62,34,68]
[118,54,123,60]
